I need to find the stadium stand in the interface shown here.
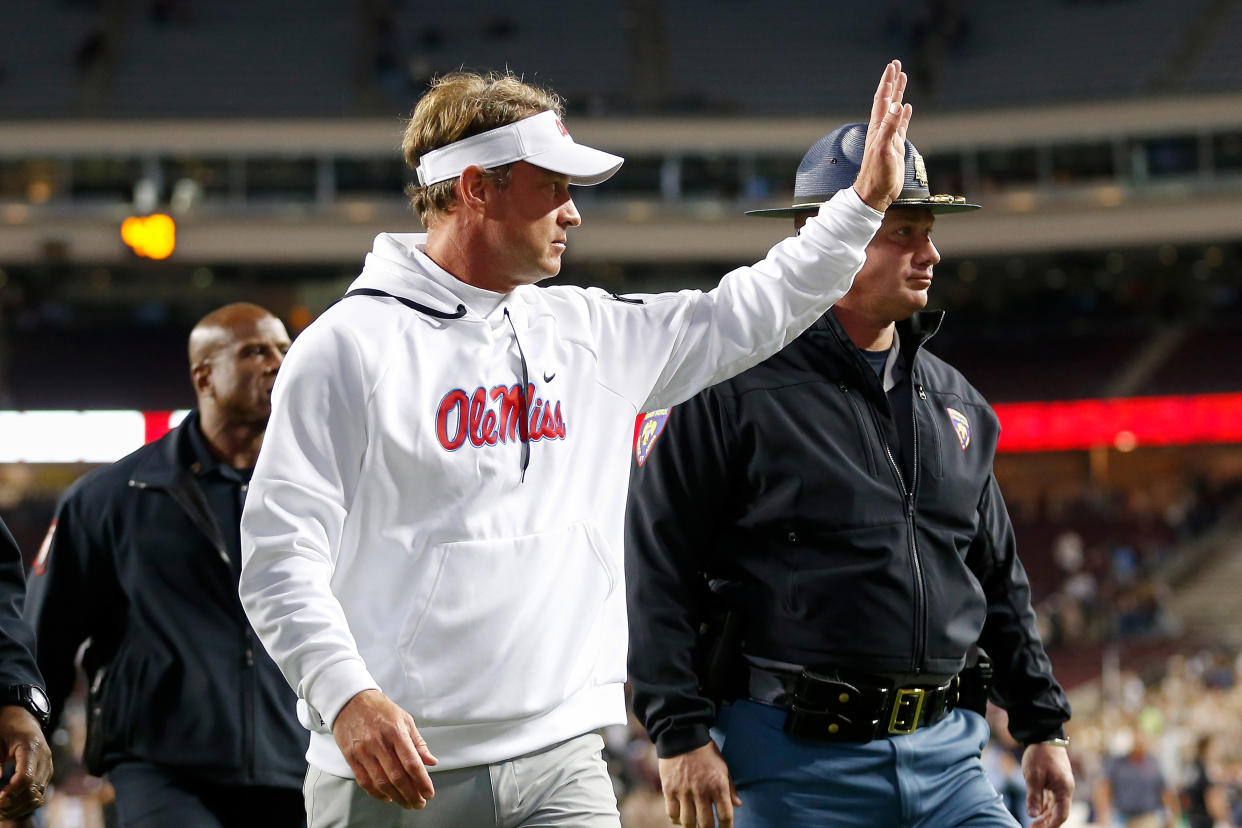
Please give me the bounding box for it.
[5,0,1241,119]
[1188,0,1242,92]
[0,1,99,117]
[931,330,1148,403]
[111,0,355,117]
[935,0,1215,108]
[1140,322,1242,396]
[386,0,631,113]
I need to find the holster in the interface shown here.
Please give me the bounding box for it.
[82,665,108,776]
[694,609,748,705]
[956,650,994,716]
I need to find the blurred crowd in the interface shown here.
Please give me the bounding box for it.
[1030,474,1242,651]
[992,649,1242,827]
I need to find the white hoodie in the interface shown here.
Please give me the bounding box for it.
[239,188,881,776]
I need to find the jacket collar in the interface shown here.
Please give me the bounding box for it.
[130,410,201,488]
[128,409,230,559]
[817,308,944,367]
[898,309,945,353]
[810,309,944,402]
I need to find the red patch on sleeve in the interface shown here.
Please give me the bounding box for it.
[634,409,671,466]
[33,519,56,575]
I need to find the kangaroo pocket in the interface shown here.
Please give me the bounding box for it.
[400,521,618,725]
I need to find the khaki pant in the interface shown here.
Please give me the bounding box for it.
[304,733,620,828]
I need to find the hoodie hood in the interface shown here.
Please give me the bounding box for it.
[351,233,508,322]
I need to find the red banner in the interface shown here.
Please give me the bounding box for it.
[993,393,1242,452]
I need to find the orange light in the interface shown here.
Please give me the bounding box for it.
[288,304,313,333]
[1113,430,1138,452]
[121,213,176,260]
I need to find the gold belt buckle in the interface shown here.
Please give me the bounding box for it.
[887,687,926,735]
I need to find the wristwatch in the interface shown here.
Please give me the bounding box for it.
[0,684,51,729]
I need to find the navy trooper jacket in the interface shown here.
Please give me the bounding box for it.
[626,309,1071,758]
[0,516,43,690]
[25,412,306,786]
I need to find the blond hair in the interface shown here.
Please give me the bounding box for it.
[402,71,564,226]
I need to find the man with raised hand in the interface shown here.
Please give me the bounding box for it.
[240,62,912,827]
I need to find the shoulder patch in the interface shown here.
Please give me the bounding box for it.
[946,407,971,450]
[33,519,56,575]
[634,409,671,466]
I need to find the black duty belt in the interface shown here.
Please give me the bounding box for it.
[749,662,991,743]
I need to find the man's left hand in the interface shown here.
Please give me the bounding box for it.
[0,706,52,820]
[1021,742,1074,828]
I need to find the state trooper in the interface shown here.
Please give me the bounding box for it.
[626,123,1074,828]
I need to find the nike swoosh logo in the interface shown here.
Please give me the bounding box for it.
[543,372,556,383]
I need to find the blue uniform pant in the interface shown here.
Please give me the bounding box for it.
[712,701,1018,827]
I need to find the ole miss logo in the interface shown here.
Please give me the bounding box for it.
[437,384,566,450]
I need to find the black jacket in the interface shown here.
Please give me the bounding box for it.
[626,309,1070,758]
[0,516,43,690]
[25,412,306,786]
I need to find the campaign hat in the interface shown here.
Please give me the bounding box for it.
[746,122,979,217]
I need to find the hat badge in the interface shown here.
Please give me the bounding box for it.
[912,150,928,189]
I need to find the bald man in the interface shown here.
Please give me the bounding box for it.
[25,303,308,828]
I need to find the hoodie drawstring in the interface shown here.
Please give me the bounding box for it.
[340,288,466,319]
[504,309,531,482]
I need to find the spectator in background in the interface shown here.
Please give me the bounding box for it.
[25,303,306,827]
[1184,735,1233,828]
[1095,728,1181,828]
[0,516,53,822]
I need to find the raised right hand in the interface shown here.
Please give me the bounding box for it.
[659,741,741,828]
[852,60,913,213]
[333,689,438,809]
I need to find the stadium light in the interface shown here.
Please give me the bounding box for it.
[121,213,176,260]
[0,410,190,462]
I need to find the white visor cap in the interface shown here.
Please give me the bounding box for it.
[415,110,624,187]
